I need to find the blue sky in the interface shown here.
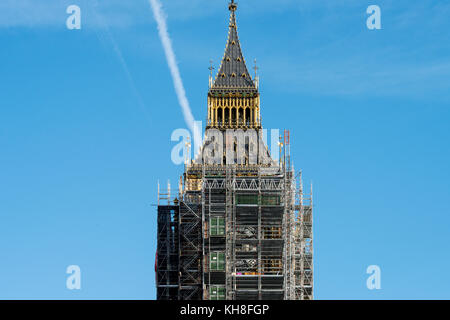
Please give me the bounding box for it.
[0,0,449,299]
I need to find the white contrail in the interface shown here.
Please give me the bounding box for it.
[90,0,152,123]
[149,0,202,151]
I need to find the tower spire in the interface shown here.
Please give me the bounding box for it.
[211,0,256,91]
[229,0,237,12]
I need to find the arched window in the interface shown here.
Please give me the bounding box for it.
[238,108,244,125]
[245,108,251,126]
[224,108,230,125]
[217,107,223,125]
[231,108,237,126]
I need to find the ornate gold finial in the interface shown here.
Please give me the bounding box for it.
[229,0,237,12]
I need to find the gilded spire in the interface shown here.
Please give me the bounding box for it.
[211,0,256,92]
[228,0,237,12]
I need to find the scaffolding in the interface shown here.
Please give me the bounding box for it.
[293,173,314,300]
[178,171,203,300]
[156,204,179,300]
[157,153,313,300]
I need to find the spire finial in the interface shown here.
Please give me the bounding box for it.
[209,60,215,76]
[208,60,215,88]
[253,59,259,78]
[229,0,237,12]
[254,59,260,89]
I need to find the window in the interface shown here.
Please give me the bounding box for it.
[209,286,225,300]
[210,217,225,236]
[235,194,258,205]
[262,195,281,205]
[210,252,225,271]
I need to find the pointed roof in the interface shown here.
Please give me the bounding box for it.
[210,1,257,93]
